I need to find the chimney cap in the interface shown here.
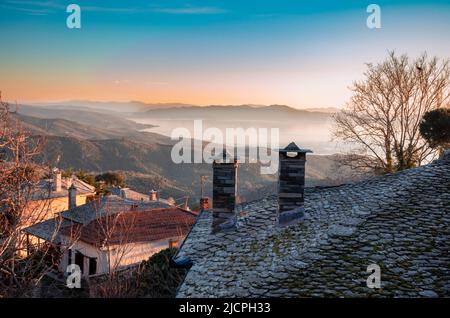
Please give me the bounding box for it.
[211,148,239,162]
[278,142,312,154]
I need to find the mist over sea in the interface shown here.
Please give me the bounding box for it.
[131,117,341,155]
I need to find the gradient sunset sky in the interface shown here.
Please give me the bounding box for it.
[0,0,449,108]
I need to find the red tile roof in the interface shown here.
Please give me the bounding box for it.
[62,207,198,246]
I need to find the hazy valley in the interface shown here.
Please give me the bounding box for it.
[15,102,355,206]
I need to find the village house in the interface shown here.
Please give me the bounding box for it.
[108,186,172,205]
[173,143,450,297]
[14,168,97,256]
[23,189,197,277]
[27,168,96,225]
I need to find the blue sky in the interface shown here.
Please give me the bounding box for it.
[1,0,449,108]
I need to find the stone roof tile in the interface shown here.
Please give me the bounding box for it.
[174,157,450,297]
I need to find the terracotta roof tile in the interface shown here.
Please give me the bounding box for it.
[63,207,197,246]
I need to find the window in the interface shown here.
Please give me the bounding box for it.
[75,251,84,274]
[89,258,97,276]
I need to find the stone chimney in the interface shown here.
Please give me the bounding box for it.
[53,168,62,192]
[200,197,210,211]
[212,149,238,233]
[278,142,312,225]
[68,184,77,209]
[150,190,157,201]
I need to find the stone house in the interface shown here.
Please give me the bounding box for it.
[27,169,96,225]
[15,169,96,256]
[173,143,450,297]
[24,194,197,277]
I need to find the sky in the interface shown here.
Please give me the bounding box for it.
[0,0,449,109]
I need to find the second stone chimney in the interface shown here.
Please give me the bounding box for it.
[53,168,62,192]
[278,142,312,225]
[212,149,238,233]
[68,184,77,209]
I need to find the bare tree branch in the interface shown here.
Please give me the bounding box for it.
[333,52,450,174]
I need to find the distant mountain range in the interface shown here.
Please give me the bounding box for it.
[23,101,340,153]
[13,103,353,205]
[31,100,195,113]
[124,103,338,154]
[131,104,333,125]
[16,104,150,130]
[30,100,340,114]
[13,110,170,146]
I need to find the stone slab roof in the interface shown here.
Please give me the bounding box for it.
[23,217,72,243]
[108,187,172,205]
[174,155,450,297]
[108,187,149,201]
[32,176,95,200]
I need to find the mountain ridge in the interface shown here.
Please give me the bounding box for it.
[28,100,339,114]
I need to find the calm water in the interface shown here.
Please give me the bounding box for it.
[130,117,342,155]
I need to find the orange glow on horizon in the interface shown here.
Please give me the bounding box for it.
[0,69,352,109]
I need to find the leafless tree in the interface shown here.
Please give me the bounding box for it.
[87,199,138,298]
[0,93,65,297]
[333,52,450,174]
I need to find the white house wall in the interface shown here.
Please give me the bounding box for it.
[60,235,184,277]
